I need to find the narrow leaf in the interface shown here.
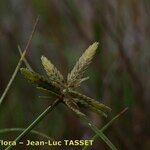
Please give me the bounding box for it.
[18,45,33,71]
[0,17,39,105]
[82,108,128,150]
[0,128,54,141]
[81,117,118,150]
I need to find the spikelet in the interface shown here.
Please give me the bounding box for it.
[20,68,61,95]
[41,56,64,83]
[20,42,111,118]
[67,42,99,87]
[74,98,107,117]
[64,98,85,117]
[69,90,111,113]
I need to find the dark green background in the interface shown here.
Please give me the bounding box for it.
[0,0,150,149]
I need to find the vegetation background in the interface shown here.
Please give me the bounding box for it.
[0,0,149,149]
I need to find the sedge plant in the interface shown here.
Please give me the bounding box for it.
[5,42,117,150]
[2,19,128,150]
[20,42,111,117]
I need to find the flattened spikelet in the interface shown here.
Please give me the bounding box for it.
[64,98,85,116]
[75,98,107,117]
[67,42,99,87]
[20,42,111,118]
[20,68,61,95]
[41,56,64,83]
[69,90,111,113]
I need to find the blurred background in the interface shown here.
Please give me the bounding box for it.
[0,0,150,149]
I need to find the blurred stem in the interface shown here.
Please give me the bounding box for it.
[82,108,128,150]
[0,128,54,141]
[0,16,39,106]
[18,45,33,71]
[63,0,91,43]
[5,99,60,150]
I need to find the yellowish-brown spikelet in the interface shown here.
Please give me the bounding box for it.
[67,42,99,87]
[41,56,64,83]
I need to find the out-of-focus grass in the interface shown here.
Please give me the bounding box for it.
[0,17,38,105]
[0,0,150,149]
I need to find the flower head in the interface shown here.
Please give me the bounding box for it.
[21,42,111,117]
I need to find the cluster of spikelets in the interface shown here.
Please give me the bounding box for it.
[20,42,111,117]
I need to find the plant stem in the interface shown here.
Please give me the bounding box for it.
[101,108,128,132]
[5,99,60,150]
[18,45,33,71]
[0,16,39,106]
[0,128,54,141]
[82,108,128,150]
[82,116,118,150]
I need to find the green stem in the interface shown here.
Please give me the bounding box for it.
[5,99,60,150]
[0,16,39,106]
[0,128,54,141]
[18,45,33,71]
[101,108,128,132]
[89,126,117,150]
[82,108,128,150]
[82,117,118,150]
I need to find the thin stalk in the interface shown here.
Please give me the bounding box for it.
[18,45,33,71]
[82,108,128,150]
[0,16,39,105]
[101,108,128,132]
[0,128,54,141]
[82,116,118,150]
[5,99,60,150]
[89,125,118,150]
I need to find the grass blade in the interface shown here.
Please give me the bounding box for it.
[18,45,33,71]
[101,108,128,132]
[82,108,128,150]
[84,118,118,150]
[0,16,39,105]
[0,128,54,141]
[5,99,60,150]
